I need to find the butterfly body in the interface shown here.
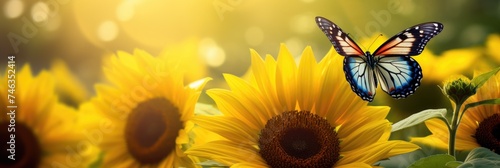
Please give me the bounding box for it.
[315,16,443,102]
[361,51,377,69]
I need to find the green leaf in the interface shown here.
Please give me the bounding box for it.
[471,67,500,89]
[408,154,456,168]
[391,109,448,132]
[89,151,104,168]
[463,98,500,114]
[458,147,500,168]
[445,161,463,168]
[377,143,448,168]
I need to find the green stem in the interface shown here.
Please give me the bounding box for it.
[448,102,462,157]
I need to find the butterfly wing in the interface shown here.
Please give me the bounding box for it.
[315,16,365,56]
[374,56,422,99]
[371,22,442,99]
[373,22,443,56]
[316,16,377,101]
[344,56,378,102]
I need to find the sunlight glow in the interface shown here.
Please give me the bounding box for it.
[31,2,49,23]
[200,38,226,68]
[98,21,119,42]
[4,0,23,19]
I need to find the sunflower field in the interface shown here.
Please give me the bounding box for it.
[1,0,500,167]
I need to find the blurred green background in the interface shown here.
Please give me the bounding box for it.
[1,0,499,139]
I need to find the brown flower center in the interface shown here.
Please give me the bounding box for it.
[258,111,340,168]
[125,97,183,165]
[0,122,41,168]
[474,113,500,154]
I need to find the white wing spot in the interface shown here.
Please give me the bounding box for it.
[405,32,414,38]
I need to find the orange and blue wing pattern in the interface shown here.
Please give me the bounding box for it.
[315,16,365,56]
[344,56,378,101]
[375,56,422,99]
[316,16,443,102]
[373,22,444,56]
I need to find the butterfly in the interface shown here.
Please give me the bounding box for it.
[315,16,443,102]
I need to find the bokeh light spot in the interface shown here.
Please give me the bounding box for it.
[118,1,218,48]
[31,2,50,23]
[199,38,226,67]
[4,0,24,19]
[116,1,137,21]
[245,26,264,46]
[97,20,119,42]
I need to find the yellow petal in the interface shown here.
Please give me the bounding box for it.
[411,136,449,149]
[335,162,373,168]
[206,88,264,130]
[185,140,265,166]
[192,116,259,144]
[250,49,281,115]
[383,140,420,158]
[223,73,271,119]
[338,141,418,165]
[423,119,450,143]
[297,46,318,111]
[49,59,89,106]
[275,43,298,111]
[340,120,391,151]
[339,107,390,138]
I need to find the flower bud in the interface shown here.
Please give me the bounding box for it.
[441,75,476,104]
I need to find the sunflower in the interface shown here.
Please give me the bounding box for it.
[412,70,500,154]
[157,38,208,84]
[49,59,90,107]
[86,49,211,167]
[184,120,226,166]
[414,48,480,83]
[186,44,419,167]
[0,65,96,168]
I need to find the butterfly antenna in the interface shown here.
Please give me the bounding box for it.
[347,33,367,51]
[367,34,383,51]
